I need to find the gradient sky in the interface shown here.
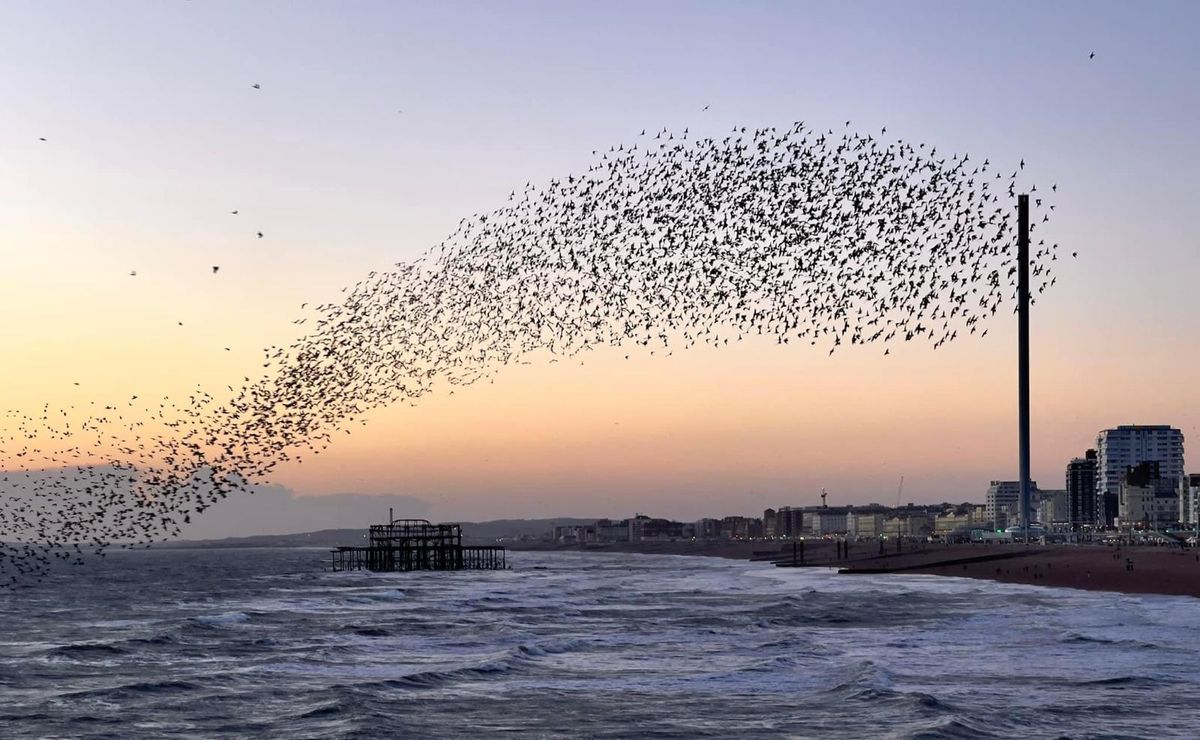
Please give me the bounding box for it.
[2,1,1199,529]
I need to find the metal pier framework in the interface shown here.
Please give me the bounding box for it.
[331,518,507,572]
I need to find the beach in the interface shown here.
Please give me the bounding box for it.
[513,540,1200,598]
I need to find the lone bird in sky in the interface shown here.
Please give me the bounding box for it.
[1089,52,1095,59]
[252,83,261,89]
[212,266,220,274]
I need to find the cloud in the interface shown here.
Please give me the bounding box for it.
[182,485,431,539]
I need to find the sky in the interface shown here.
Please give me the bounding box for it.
[2,1,1199,530]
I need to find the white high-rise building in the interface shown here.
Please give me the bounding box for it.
[1095,425,1185,525]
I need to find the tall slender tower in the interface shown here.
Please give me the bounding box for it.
[1017,194,1032,542]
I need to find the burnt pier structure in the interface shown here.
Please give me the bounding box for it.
[331,518,507,572]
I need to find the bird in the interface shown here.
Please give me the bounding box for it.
[256,232,263,239]
[129,270,137,277]
[38,137,46,142]
[701,104,710,111]
[231,210,239,215]
[252,83,261,89]
[1089,52,1095,59]
[212,266,220,274]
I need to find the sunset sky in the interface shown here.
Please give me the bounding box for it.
[2,1,1199,530]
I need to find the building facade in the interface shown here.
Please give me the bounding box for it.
[1116,462,1178,529]
[1180,474,1200,528]
[762,508,777,538]
[775,507,804,538]
[986,480,1039,527]
[1037,489,1069,526]
[848,512,885,538]
[1066,450,1097,528]
[883,513,932,538]
[810,508,849,536]
[1096,425,1185,527]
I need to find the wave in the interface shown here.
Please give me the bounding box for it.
[44,643,128,660]
[189,611,251,627]
[125,633,181,647]
[299,702,351,719]
[330,638,591,692]
[350,660,518,691]
[1060,633,1163,650]
[898,717,1002,740]
[1075,675,1164,688]
[60,679,204,699]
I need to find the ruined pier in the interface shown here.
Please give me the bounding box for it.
[331,518,507,572]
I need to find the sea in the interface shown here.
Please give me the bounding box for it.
[1,548,1198,739]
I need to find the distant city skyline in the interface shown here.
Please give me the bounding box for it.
[3,2,1200,529]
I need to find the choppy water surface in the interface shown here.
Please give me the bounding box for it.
[1,549,1198,739]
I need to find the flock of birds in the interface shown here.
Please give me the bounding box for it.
[1,116,1062,587]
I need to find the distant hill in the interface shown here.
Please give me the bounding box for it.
[161,518,594,549]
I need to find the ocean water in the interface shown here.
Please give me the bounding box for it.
[1,549,1198,739]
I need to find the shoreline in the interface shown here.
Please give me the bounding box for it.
[511,540,1200,598]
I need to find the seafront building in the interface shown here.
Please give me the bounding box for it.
[553,499,1001,546]
[1179,474,1200,528]
[774,506,805,538]
[1096,425,1184,527]
[1037,489,1069,527]
[809,508,850,536]
[550,426,1193,547]
[884,511,932,538]
[848,512,886,538]
[1066,450,1098,528]
[1116,462,1178,529]
[986,480,1039,529]
[762,508,777,538]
